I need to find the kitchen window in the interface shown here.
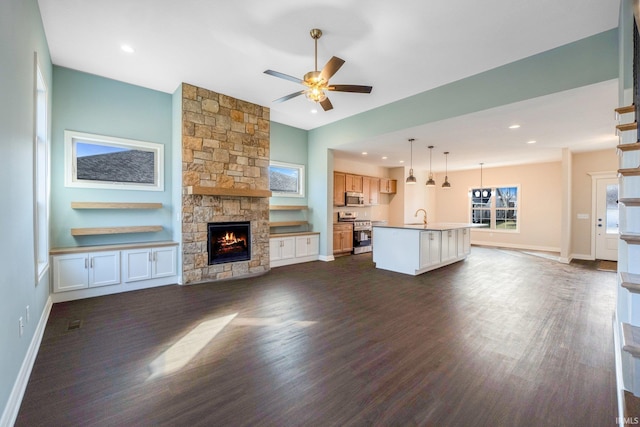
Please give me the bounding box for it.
[470,186,519,231]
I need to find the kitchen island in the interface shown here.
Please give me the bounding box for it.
[372,223,477,275]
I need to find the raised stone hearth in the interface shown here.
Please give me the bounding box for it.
[181,83,270,284]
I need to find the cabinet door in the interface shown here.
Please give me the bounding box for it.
[53,253,89,292]
[333,229,344,254]
[362,177,371,205]
[442,230,457,262]
[387,179,397,194]
[153,247,177,278]
[334,172,346,206]
[270,238,284,261]
[420,231,441,268]
[271,237,295,261]
[369,178,380,205]
[341,230,354,252]
[123,249,152,282]
[281,237,295,259]
[295,235,319,258]
[89,251,120,287]
[380,178,390,193]
[345,174,363,192]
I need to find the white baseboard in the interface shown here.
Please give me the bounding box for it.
[470,240,560,253]
[571,253,595,261]
[319,255,335,262]
[614,312,626,427]
[0,296,52,427]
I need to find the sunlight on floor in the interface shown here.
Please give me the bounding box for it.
[147,313,238,380]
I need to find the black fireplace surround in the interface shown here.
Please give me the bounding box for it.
[207,221,251,265]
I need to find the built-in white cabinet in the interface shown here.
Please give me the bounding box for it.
[270,236,296,263]
[50,241,179,302]
[295,234,320,258]
[270,232,320,267]
[52,251,120,292]
[457,227,471,257]
[122,246,177,283]
[419,231,441,269]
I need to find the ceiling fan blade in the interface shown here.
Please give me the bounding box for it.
[264,70,303,85]
[328,84,373,93]
[320,97,333,111]
[319,56,345,82]
[273,90,305,103]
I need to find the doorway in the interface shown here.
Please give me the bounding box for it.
[594,176,619,261]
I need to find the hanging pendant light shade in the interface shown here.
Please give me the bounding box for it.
[406,138,417,184]
[442,151,451,188]
[426,145,436,186]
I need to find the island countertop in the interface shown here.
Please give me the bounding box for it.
[373,222,482,231]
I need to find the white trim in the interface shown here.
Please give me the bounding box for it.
[470,240,560,254]
[570,253,595,261]
[269,160,305,198]
[319,255,335,262]
[614,312,626,427]
[0,296,53,427]
[589,171,618,260]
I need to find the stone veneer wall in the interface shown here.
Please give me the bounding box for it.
[181,83,270,284]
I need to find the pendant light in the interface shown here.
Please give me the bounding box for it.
[426,145,436,186]
[442,151,451,188]
[406,138,417,184]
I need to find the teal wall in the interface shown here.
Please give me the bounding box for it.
[50,67,174,248]
[0,0,53,421]
[307,29,619,256]
[269,122,310,230]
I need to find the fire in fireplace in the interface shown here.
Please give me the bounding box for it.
[207,221,251,265]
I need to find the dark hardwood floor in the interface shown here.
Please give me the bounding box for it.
[16,247,617,426]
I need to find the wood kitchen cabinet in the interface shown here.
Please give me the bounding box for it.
[333,223,353,255]
[380,178,397,194]
[363,177,380,205]
[345,174,363,192]
[333,172,346,206]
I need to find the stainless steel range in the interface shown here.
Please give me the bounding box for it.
[338,212,372,254]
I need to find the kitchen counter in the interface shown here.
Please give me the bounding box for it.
[372,223,478,275]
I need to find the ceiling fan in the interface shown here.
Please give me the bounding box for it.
[264,28,372,111]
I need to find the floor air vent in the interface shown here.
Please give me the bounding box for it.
[66,319,82,331]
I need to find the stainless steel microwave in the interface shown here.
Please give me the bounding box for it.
[345,191,364,207]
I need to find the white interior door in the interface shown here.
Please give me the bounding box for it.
[595,177,619,261]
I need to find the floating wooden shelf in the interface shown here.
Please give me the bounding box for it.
[269,205,308,211]
[620,198,640,207]
[621,272,640,294]
[70,226,163,236]
[616,105,635,115]
[269,221,308,227]
[71,202,163,209]
[617,142,640,152]
[623,323,640,358]
[619,168,640,177]
[617,122,638,132]
[621,233,640,244]
[186,186,272,198]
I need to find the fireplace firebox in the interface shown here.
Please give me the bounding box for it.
[207,221,251,265]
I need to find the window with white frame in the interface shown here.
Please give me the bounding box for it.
[34,55,49,282]
[470,186,519,231]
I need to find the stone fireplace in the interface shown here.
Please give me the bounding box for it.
[181,83,270,284]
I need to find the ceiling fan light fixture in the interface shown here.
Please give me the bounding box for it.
[305,87,327,102]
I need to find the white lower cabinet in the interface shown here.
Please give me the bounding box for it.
[457,227,471,257]
[295,234,320,258]
[419,231,441,269]
[270,236,296,262]
[52,251,120,292]
[270,233,320,267]
[122,246,177,283]
[441,229,458,262]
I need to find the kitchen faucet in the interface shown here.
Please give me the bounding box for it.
[415,209,427,224]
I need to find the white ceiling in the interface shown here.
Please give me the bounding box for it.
[38,0,621,172]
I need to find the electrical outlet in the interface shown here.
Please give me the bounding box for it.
[18,317,24,337]
[26,305,30,323]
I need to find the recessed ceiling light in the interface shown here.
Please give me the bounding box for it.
[527,140,536,144]
[121,44,135,54]
[362,152,368,155]
[382,156,388,160]
[311,109,318,114]
[399,160,405,163]
[509,124,520,129]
